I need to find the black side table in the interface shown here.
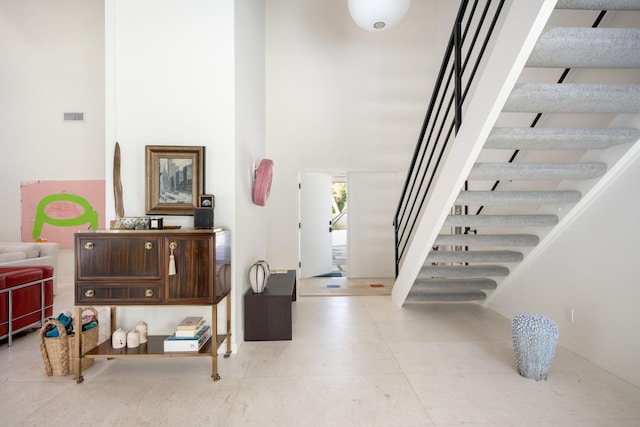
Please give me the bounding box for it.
[244,270,296,341]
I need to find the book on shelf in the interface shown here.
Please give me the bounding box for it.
[174,323,206,338]
[175,316,205,331]
[164,326,212,352]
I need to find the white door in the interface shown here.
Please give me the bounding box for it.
[347,171,397,278]
[299,172,333,278]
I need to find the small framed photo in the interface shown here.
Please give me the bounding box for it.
[199,194,215,208]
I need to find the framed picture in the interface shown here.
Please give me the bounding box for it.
[199,194,215,208]
[145,145,204,215]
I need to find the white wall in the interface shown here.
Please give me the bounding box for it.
[264,0,438,271]
[105,0,235,227]
[347,171,398,277]
[233,0,267,345]
[0,0,105,283]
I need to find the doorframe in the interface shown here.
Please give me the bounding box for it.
[297,170,347,278]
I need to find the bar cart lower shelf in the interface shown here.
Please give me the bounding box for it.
[73,295,232,383]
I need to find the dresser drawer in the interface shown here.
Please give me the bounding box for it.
[76,235,162,280]
[76,282,164,305]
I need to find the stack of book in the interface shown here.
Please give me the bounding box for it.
[163,316,212,352]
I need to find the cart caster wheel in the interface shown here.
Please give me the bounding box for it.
[76,376,84,384]
[224,353,231,358]
[213,373,221,382]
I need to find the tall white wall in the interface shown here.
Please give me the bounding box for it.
[264,0,438,270]
[0,0,105,283]
[234,0,267,344]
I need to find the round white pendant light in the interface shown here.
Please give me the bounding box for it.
[348,0,411,32]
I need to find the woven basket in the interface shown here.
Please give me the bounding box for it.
[39,307,99,376]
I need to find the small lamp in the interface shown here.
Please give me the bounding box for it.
[348,0,411,32]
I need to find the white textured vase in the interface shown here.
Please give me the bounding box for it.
[248,260,270,293]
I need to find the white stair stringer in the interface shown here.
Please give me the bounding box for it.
[400,1,640,304]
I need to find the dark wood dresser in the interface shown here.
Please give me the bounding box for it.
[72,228,231,383]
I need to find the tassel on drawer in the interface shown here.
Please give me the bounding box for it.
[169,244,176,276]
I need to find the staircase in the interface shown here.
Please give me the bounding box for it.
[403,1,640,302]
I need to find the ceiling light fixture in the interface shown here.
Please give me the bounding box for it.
[348,0,411,32]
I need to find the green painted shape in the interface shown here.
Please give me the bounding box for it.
[32,193,99,240]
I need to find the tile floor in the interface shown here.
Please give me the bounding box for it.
[2,280,640,426]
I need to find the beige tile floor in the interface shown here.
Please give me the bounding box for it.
[2,279,640,426]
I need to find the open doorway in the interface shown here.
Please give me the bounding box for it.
[298,172,348,278]
[331,174,347,276]
[299,171,397,279]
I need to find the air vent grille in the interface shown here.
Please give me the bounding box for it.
[63,112,84,122]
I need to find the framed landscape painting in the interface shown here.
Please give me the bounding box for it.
[145,145,204,215]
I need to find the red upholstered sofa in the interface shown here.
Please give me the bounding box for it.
[0,266,54,346]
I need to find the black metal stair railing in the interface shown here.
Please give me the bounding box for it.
[393,0,506,277]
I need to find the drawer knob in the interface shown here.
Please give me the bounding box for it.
[84,242,95,250]
[145,289,154,297]
[145,242,153,250]
[85,289,95,297]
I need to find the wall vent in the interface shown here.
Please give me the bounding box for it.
[63,112,84,122]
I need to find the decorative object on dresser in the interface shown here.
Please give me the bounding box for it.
[194,207,214,229]
[244,270,296,341]
[113,142,125,219]
[199,194,215,208]
[72,228,231,383]
[248,260,270,294]
[149,218,163,230]
[145,145,205,215]
[194,193,215,229]
[119,216,150,230]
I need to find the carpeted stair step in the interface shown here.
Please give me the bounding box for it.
[504,84,640,113]
[555,0,640,10]
[426,250,523,263]
[527,28,640,68]
[484,127,640,150]
[444,214,558,227]
[435,233,539,247]
[469,162,606,180]
[407,290,488,302]
[419,264,509,278]
[456,190,581,205]
[412,277,498,291]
